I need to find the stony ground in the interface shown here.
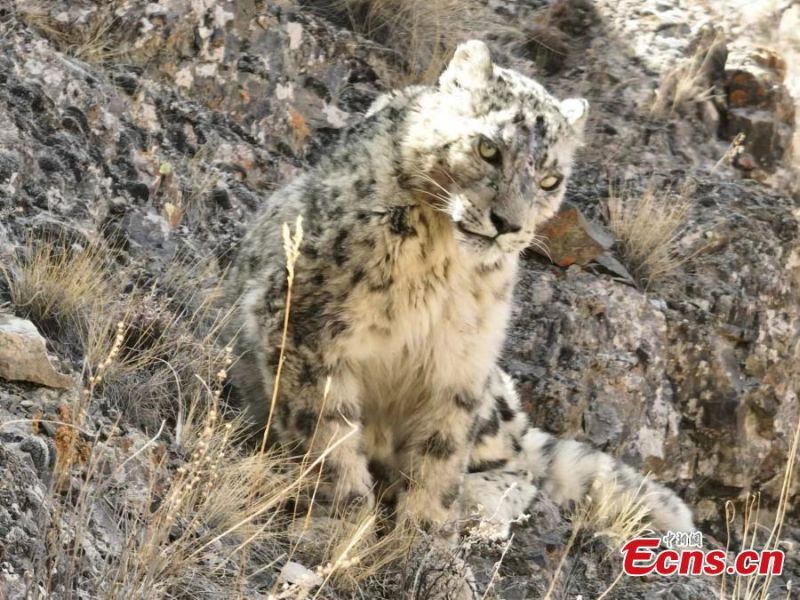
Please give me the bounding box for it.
[0,0,798,598]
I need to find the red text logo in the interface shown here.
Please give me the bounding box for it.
[621,536,784,577]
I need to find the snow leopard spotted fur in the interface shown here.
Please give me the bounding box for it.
[226,40,693,539]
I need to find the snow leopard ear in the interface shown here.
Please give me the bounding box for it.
[439,40,493,91]
[560,98,589,132]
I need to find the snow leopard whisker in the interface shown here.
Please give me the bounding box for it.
[528,235,551,259]
[411,186,454,214]
[412,170,455,197]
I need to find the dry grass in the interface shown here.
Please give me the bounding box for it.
[545,476,656,600]
[651,25,727,118]
[720,406,800,600]
[262,216,304,452]
[586,478,655,549]
[0,235,303,597]
[7,242,275,598]
[30,340,308,599]
[152,150,222,228]
[1,235,233,431]
[1,234,121,363]
[98,278,235,433]
[17,1,129,64]
[312,0,485,85]
[99,394,296,598]
[288,508,418,595]
[606,184,692,290]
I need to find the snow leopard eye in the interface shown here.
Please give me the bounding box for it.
[477,137,501,165]
[539,174,562,191]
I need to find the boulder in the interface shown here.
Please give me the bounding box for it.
[0,315,72,389]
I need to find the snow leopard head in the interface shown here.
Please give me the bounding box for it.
[400,40,588,260]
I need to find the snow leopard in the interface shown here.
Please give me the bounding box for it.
[226,40,694,540]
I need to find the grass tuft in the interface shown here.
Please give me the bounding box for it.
[606,184,692,290]
[17,1,129,64]
[1,235,235,432]
[310,0,484,85]
[1,234,120,363]
[651,25,727,118]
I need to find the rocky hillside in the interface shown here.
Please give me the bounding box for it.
[0,0,798,598]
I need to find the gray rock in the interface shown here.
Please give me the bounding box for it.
[0,314,73,388]
[0,440,49,600]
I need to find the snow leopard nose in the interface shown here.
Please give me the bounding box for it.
[489,209,521,235]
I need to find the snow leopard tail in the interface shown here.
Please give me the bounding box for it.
[463,368,694,539]
[517,426,695,533]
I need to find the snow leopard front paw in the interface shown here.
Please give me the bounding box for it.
[318,460,376,516]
